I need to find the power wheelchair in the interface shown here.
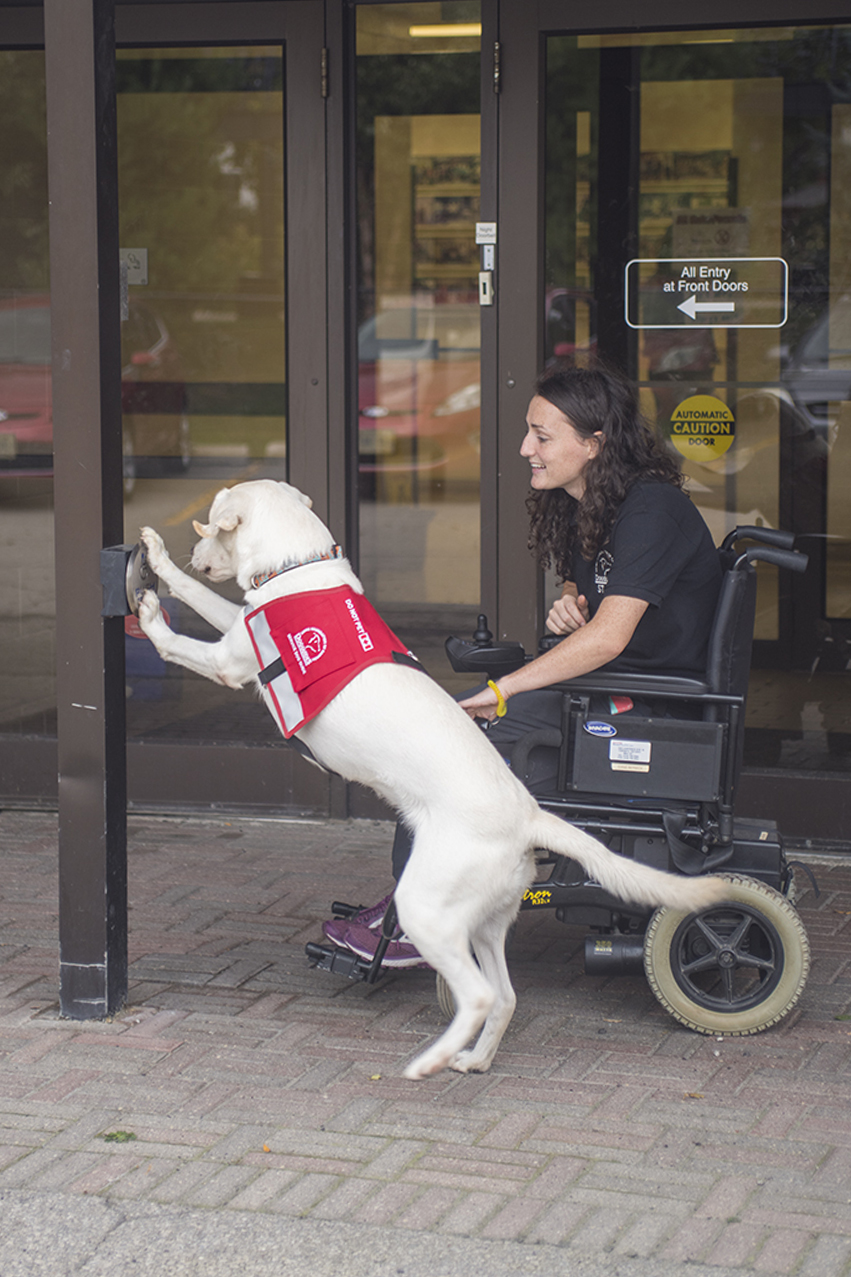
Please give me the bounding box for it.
[307,526,813,1038]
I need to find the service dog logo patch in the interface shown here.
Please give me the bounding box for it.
[289,627,328,673]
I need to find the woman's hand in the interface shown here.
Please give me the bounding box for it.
[458,684,502,723]
[546,591,590,635]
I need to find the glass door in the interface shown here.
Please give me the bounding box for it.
[0,42,56,802]
[117,8,329,809]
[117,45,289,751]
[0,4,329,810]
[500,12,851,810]
[354,2,484,692]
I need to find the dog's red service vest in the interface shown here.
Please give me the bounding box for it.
[244,585,423,737]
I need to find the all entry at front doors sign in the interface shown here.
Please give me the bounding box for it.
[624,257,788,330]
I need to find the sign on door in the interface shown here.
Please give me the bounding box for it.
[625,257,789,329]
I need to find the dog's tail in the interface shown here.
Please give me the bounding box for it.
[531,809,729,912]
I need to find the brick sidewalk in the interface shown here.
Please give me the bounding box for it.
[1,809,851,1274]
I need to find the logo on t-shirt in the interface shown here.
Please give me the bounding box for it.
[594,549,614,594]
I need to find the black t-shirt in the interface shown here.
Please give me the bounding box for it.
[571,481,721,679]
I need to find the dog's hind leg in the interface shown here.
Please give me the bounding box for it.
[402,941,495,1080]
[449,916,517,1074]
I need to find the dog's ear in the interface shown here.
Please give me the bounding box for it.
[213,508,241,532]
[193,490,242,538]
[279,481,313,510]
[192,512,240,536]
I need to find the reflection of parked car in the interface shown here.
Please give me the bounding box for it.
[0,296,51,474]
[0,293,190,492]
[357,310,480,493]
[544,288,597,365]
[121,302,191,491]
[356,291,598,495]
[780,300,851,443]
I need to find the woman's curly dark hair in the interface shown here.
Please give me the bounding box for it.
[526,365,683,578]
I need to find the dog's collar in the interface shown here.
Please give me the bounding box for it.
[250,545,344,591]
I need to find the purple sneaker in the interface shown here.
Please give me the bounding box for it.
[322,892,394,946]
[339,920,429,969]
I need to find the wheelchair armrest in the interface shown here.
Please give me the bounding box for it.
[510,728,563,781]
[548,672,712,700]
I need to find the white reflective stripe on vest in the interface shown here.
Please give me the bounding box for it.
[243,605,305,735]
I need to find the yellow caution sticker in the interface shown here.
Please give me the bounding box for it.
[670,394,735,463]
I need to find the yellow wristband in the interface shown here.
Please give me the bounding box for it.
[487,680,508,718]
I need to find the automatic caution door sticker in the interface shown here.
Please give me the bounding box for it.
[669,395,735,464]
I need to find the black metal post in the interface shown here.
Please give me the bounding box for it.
[45,0,127,1018]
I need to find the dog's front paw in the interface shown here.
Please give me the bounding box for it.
[139,526,172,576]
[137,588,165,636]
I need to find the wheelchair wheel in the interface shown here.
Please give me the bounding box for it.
[643,873,810,1036]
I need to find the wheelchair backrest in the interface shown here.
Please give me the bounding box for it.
[704,552,758,698]
[705,528,807,698]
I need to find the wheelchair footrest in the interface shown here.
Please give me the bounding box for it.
[305,940,387,984]
[328,901,363,920]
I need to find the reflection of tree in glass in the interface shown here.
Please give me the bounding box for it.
[116,58,285,380]
[0,52,49,292]
[544,40,599,295]
[117,89,283,294]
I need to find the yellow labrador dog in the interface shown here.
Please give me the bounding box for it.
[137,479,728,1079]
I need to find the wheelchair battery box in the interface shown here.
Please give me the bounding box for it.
[727,817,785,889]
[570,714,724,800]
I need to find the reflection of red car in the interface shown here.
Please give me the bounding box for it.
[357,312,480,489]
[356,292,601,493]
[121,302,191,490]
[0,294,190,490]
[0,296,52,474]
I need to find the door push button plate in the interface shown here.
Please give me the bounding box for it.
[100,543,159,617]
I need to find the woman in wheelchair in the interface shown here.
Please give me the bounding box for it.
[322,364,723,967]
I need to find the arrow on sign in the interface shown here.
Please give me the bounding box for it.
[677,296,737,320]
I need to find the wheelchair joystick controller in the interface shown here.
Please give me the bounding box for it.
[444,613,527,678]
[472,614,494,646]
